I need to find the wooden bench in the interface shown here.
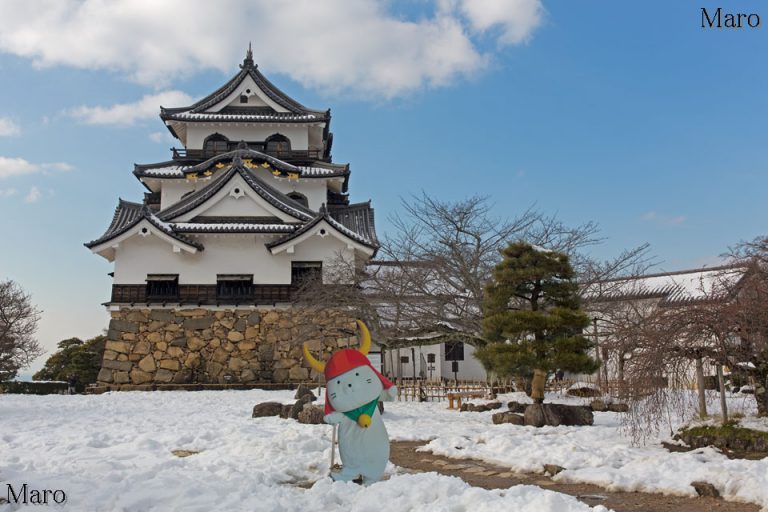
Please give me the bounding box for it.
[447,391,486,410]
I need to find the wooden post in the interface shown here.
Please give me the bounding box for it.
[593,317,601,390]
[695,356,707,419]
[717,364,728,424]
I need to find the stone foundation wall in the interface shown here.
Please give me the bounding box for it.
[97,308,357,388]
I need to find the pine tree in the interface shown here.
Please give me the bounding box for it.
[475,242,599,403]
[33,335,106,386]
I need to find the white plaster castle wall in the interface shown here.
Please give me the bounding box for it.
[186,125,311,151]
[209,75,288,112]
[440,343,488,381]
[161,181,198,210]
[112,231,355,285]
[389,343,487,381]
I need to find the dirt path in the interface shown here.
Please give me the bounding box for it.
[390,441,760,512]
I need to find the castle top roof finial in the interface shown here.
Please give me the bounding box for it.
[241,42,255,69]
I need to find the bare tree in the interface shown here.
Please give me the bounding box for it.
[0,279,43,381]
[379,193,652,344]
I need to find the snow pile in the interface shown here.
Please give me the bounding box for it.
[0,390,605,512]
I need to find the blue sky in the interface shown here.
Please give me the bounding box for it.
[0,1,765,373]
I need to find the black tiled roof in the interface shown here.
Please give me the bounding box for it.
[84,200,203,251]
[160,50,329,124]
[133,149,349,182]
[156,158,315,222]
[329,201,378,246]
[266,204,379,253]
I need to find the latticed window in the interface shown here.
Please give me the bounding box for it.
[146,275,179,300]
[216,275,253,300]
[291,262,322,286]
[203,133,229,155]
[265,133,291,154]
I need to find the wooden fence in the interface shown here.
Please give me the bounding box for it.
[395,379,515,402]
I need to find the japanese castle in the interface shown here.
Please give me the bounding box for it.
[85,47,379,387]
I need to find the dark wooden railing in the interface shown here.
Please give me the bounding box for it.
[111,284,295,305]
[172,147,325,162]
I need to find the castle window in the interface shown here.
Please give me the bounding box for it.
[291,261,322,286]
[287,191,308,208]
[146,274,179,300]
[239,94,248,103]
[216,274,253,301]
[265,133,291,155]
[203,133,229,156]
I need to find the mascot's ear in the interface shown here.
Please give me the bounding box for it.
[357,320,371,356]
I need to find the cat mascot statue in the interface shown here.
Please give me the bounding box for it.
[303,320,397,484]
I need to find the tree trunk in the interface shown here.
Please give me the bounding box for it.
[717,365,728,425]
[617,355,626,399]
[531,368,547,404]
[695,357,708,419]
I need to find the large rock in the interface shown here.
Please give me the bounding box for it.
[154,369,174,383]
[288,366,309,381]
[566,383,602,398]
[544,464,565,476]
[138,354,156,373]
[97,368,113,383]
[297,404,325,424]
[492,412,525,425]
[590,399,607,412]
[252,402,284,418]
[294,384,317,401]
[102,359,132,372]
[183,317,214,330]
[130,369,153,385]
[524,404,594,427]
[289,394,315,420]
[507,401,528,414]
[461,402,500,413]
[607,402,629,413]
[109,319,139,333]
[691,481,719,498]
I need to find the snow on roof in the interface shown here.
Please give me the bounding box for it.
[584,264,749,305]
[296,166,346,177]
[171,223,297,233]
[138,165,190,177]
[163,112,322,122]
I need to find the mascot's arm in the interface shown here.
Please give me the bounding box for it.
[380,386,398,402]
[324,412,348,425]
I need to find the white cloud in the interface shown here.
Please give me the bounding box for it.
[458,0,544,44]
[149,131,174,144]
[0,0,543,98]
[69,90,194,126]
[0,117,20,136]
[24,186,41,203]
[0,188,17,197]
[0,156,74,179]
[641,211,687,226]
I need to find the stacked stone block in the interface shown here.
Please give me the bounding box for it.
[97,308,356,388]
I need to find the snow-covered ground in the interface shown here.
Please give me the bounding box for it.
[0,388,765,511]
[402,391,768,510]
[0,390,606,512]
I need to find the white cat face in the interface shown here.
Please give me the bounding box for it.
[326,365,383,412]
